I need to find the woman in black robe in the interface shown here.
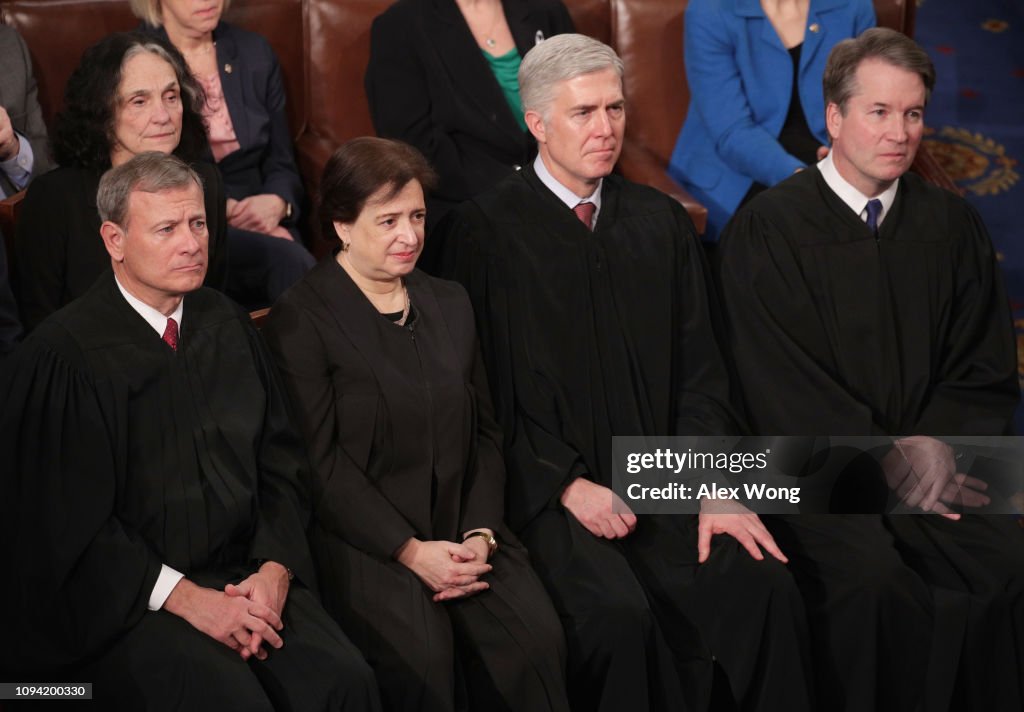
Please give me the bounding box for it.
[263,137,570,712]
[14,31,228,332]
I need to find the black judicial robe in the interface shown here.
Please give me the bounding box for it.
[434,166,815,712]
[720,167,1024,711]
[434,165,740,527]
[0,275,314,676]
[264,261,569,712]
[719,167,1018,437]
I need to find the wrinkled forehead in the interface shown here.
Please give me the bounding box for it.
[125,181,205,225]
[556,67,624,99]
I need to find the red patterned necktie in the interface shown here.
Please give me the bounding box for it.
[573,201,596,231]
[162,317,179,352]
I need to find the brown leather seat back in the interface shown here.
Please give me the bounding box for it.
[563,0,611,45]
[305,0,389,148]
[610,0,689,167]
[0,0,306,139]
[872,0,913,36]
[1,0,137,128]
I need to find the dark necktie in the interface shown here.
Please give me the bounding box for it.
[865,199,883,236]
[162,317,179,352]
[573,201,596,231]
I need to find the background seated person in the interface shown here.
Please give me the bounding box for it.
[133,0,315,307]
[1,23,52,352]
[264,137,570,712]
[668,0,875,240]
[14,31,227,332]
[366,0,574,232]
[0,151,381,711]
[0,24,51,198]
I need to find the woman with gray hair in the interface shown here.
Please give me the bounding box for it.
[14,31,228,332]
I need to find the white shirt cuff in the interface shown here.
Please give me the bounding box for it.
[147,564,185,611]
[0,134,33,191]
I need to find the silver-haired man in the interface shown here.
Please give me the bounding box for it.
[0,152,381,711]
[434,34,813,712]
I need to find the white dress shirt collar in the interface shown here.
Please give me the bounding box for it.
[817,151,899,227]
[115,277,184,336]
[533,154,603,222]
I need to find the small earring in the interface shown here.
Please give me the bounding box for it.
[340,241,350,252]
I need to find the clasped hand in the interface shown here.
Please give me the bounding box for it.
[397,538,492,602]
[227,194,289,237]
[164,563,291,662]
[882,436,989,519]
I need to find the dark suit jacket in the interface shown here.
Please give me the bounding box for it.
[264,260,507,561]
[366,0,574,224]
[149,22,304,231]
[14,162,228,332]
[0,24,52,197]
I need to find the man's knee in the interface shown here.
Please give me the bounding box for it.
[573,597,656,660]
[322,646,379,705]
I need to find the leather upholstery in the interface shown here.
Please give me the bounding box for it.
[0,0,949,238]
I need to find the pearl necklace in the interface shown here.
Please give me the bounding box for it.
[396,285,411,327]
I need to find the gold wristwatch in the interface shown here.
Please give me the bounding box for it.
[463,530,498,556]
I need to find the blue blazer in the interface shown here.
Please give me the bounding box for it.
[151,22,304,228]
[668,0,875,239]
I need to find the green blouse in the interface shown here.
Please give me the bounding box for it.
[483,47,527,132]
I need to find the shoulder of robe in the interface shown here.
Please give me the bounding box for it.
[186,286,253,329]
[611,174,691,219]
[25,165,97,194]
[409,268,472,312]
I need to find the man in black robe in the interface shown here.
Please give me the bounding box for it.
[719,28,1024,712]
[433,34,814,712]
[0,152,381,711]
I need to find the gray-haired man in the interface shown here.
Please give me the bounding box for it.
[0,152,381,711]
[434,34,813,712]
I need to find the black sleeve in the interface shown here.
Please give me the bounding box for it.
[0,329,161,674]
[434,205,589,532]
[244,322,319,587]
[263,298,419,560]
[719,208,889,435]
[913,202,1019,434]
[13,172,70,332]
[670,203,744,436]
[457,316,507,534]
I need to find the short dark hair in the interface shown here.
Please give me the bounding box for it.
[52,31,207,170]
[823,27,936,114]
[318,137,438,241]
[97,152,203,228]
